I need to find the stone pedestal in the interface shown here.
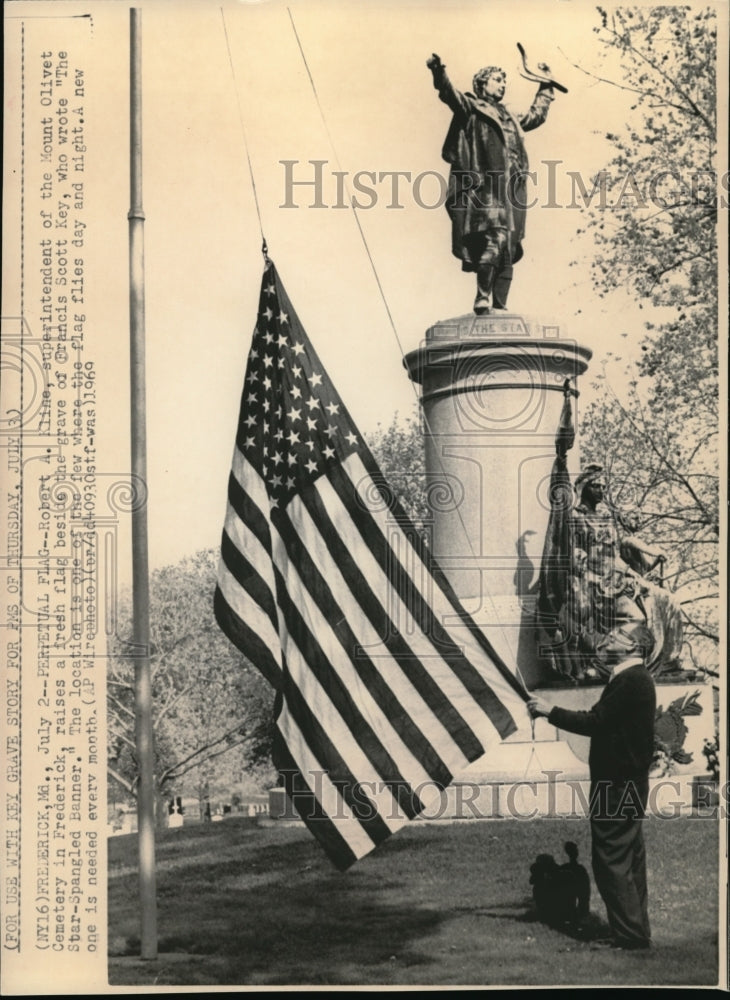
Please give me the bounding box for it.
[404,312,592,688]
[400,318,715,814]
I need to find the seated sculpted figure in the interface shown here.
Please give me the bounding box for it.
[541,464,683,681]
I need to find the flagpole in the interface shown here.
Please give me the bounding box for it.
[129,6,157,960]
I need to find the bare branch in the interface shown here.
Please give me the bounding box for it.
[682,618,719,643]
[603,382,717,530]
[107,764,135,795]
[154,680,198,728]
[158,722,247,783]
[106,692,136,722]
[679,593,719,606]
[165,738,249,782]
[558,44,714,133]
[108,725,137,751]
[107,679,134,694]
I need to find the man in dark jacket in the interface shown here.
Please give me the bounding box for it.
[528,621,656,950]
[427,53,555,313]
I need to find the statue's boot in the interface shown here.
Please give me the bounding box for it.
[474,265,496,315]
[492,264,513,310]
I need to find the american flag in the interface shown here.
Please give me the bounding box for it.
[214,259,529,870]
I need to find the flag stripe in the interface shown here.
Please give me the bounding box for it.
[222,511,279,632]
[271,649,396,846]
[275,489,485,762]
[216,551,282,667]
[318,460,519,741]
[216,549,280,661]
[213,582,282,690]
[306,474,461,659]
[219,528,279,636]
[280,495,459,788]
[272,731,360,871]
[341,452,528,712]
[270,556,424,821]
[354,449,530,703]
[273,506,454,792]
[228,452,272,554]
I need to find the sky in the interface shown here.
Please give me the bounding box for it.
[3,0,727,573]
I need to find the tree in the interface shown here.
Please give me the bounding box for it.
[107,549,276,821]
[580,359,719,669]
[366,409,431,540]
[573,7,719,670]
[574,6,717,316]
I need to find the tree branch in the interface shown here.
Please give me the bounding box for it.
[106,692,136,722]
[107,677,134,691]
[559,44,714,132]
[607,24,715,136]
[165,738,249,782]
[154,679,198,729]
[107,764,136,796]
[679,593,719,606]
[681,617,719,643]
[605,383,716,529]
[108,725,137,752]
[158,722,247,784]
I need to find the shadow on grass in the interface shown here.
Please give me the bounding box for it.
[109,824,446,985]
[108,816,720,987]
[476,900,612,943]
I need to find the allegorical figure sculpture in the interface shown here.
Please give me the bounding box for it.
[427,50,560,314]
[538,390,683,681]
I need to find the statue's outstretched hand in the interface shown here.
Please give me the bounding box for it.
[427,53,443,72]
[536,61,556,93]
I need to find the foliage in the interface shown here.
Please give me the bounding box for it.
[107,549,276,810]
[580,361,719,659]
[574,7,719,668]
[367,408,430,540]
[576,6,717,313]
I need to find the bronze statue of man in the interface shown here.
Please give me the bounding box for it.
[427,53,556,314]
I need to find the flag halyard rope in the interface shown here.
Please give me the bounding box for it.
[220,7,267,260]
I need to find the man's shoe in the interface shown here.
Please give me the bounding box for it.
[588,937,614,950]
[614,938,651,951]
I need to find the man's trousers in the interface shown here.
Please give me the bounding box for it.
[590,778,651,949]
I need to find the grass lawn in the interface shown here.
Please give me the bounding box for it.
[108,814,720,987]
